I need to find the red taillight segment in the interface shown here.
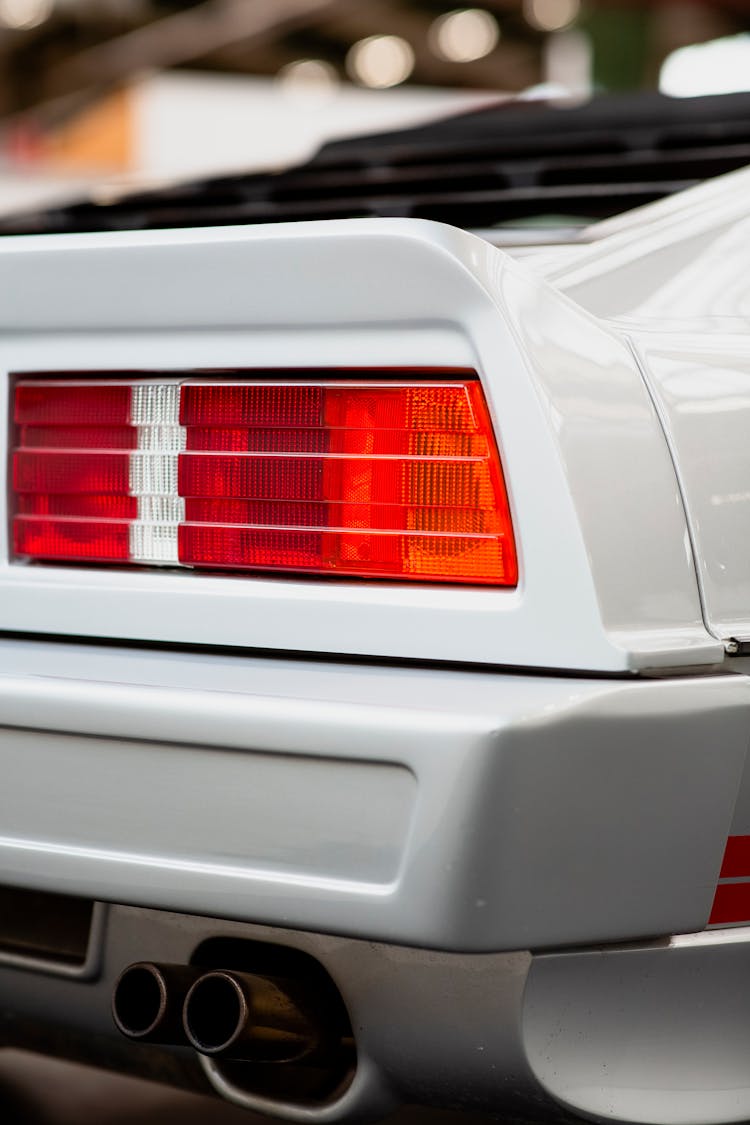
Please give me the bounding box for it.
[15,383,131,426]
[17,494,138,518]
[179,381,515,584]
[14,518,130,562]
[14,451,131,494]
[181,384,324,428]
[12,376,517,586]
[21,425,138,449]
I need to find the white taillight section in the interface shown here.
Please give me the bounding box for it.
[129,383,185,563]
[131,383,180,426]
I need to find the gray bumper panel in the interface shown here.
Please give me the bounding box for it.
[525,928,750,1124]
[0,639,749,951]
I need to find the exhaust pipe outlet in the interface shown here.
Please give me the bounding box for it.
[183,970,329,1063]
[112,962,201,1045]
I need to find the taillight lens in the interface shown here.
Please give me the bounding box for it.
[12,375,517,586]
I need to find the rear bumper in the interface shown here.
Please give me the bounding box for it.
[5,640,750,1123]
[1,638,749,951]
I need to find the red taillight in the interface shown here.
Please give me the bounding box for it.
[12,375,518,586]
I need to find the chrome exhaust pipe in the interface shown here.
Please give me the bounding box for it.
[183,970,326,1063]
[112,961,201,1045]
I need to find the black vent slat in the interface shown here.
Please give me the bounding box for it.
[270,163,512,200]
[537,144,750,186]
[315,130,633,169]
[25,180,697,233]
[1,91,750,236]
[657,121,750,149]
[269,143,750,198]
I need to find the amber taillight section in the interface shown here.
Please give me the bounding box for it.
[12,375,517,586]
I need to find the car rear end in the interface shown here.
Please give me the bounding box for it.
[1,185,750,1123]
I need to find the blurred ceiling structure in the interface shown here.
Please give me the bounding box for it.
[1,0,749,120]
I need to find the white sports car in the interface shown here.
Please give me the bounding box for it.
[1,91,750,1125]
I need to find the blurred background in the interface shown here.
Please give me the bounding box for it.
[1,0,750,213]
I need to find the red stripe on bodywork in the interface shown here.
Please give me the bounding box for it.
[719,835,750,878]
[709,881,750,925]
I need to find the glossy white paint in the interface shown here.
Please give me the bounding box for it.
[544,163,750,319]
[629,336,750,642]
[0,219,717,670]
[537,162,750,645]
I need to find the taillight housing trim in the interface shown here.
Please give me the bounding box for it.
[11,370,518,588]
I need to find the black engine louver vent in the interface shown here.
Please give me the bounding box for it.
[3,90,750,236]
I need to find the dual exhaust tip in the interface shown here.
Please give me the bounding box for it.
[112,961,330,1064]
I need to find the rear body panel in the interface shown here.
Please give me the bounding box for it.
[631,333,750,645]
[0,219,717,671]
[544,163,750,650]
